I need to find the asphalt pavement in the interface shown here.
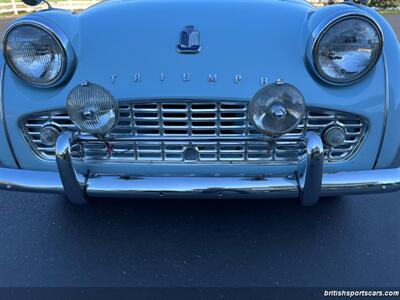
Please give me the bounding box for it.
[0,14,399,289]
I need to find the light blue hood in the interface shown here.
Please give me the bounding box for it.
[75,0,314,101]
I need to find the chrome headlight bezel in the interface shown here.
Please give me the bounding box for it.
[2,17,75,88]
[306,13,383,86]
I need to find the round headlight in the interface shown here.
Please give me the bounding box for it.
[312,15,383,85]
[67,82,119,136]
[249,82,306,136]
[3,22,70,87]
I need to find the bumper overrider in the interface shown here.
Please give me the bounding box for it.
[1,131,400,205]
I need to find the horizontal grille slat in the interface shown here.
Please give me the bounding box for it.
[21,101,367,164]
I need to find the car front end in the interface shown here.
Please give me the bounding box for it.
[1,0,400,205]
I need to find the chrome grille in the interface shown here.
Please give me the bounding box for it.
[22,101,367,164]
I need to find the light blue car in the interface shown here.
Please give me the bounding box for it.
[1,0,399,205]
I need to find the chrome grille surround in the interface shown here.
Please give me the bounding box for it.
[21,100,368,164]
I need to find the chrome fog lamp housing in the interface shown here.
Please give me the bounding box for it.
[249,82,306,136]
[2,18,75,88]
[308,14,383,85]
[67,82,119,136]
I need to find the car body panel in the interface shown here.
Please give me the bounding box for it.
[359,6,400,169]
[0,56,18,168]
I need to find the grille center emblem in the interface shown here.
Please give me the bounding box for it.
[177,25,201,54]
[183,146,200,161]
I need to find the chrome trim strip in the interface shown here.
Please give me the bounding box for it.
[321,168,400,196]
[87,166,400,199]
[55,131,87,204]
[0,168,64,194]
[0,61,20,168]
[299,132,324,206]
[373,52,389,169]
[77,135,272,142]
[86,175,300,199]
[2,15,76,88]
[1,165,400,200]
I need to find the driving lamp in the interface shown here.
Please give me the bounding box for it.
[312,15,383,85]
[249,82,306,136]
[3,22,67,87]
[67,82,119,136]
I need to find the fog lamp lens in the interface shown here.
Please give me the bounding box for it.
[249,82,306,136]
[323,126,346,147]
[67,82,119,135]
[40,125,61,146]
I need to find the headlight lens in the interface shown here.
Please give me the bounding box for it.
[3,23,66,87]
[67,82,119,136]
[313,15,382,84]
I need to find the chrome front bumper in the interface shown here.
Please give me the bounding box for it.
[1,131,400,205]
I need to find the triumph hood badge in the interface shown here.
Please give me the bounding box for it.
[177,25,201,54]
